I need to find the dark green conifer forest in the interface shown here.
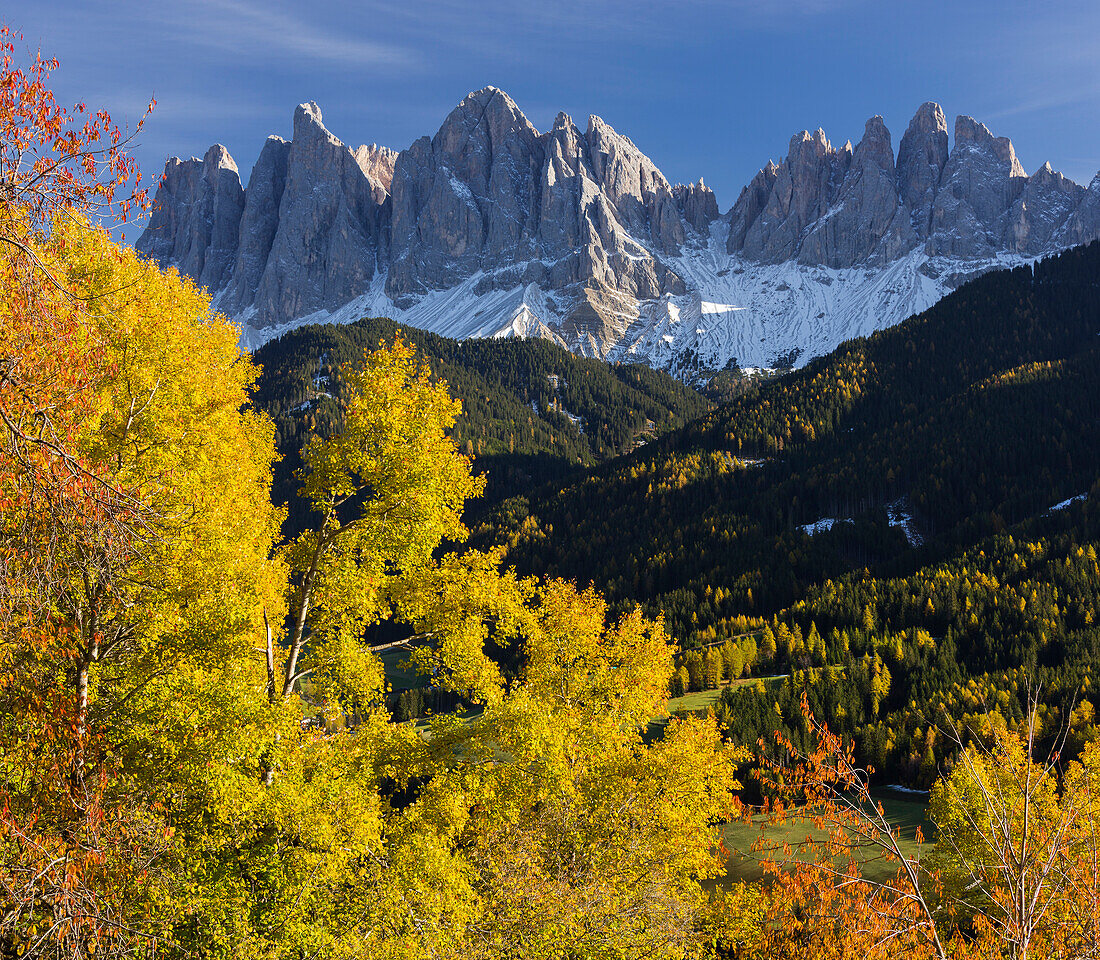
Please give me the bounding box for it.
[469,242,1100,784]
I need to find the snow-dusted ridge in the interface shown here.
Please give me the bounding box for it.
[238,225,1032,380]
[137,89,1100,379]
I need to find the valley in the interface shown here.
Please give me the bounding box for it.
[251,241,1100,793]
[7,14,1100,953]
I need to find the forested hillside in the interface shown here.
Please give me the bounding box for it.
[251,317,708,531]
[480,242,1100,783]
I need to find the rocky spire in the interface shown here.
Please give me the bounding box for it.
[727,160,779,254]
[388,87,544,301]
[927,115,1028,257]
[1058,171,1100,247]
[248,102,389,325]
[799,115,916,267]
[1004,161,1086,255]
[136,143,244,293]
[226,136,290,314]
[895,101,949,239]
[735,128,852,263]
[585,114,684,252]
[354,143,398,198]
[387,87,689,337]
[673,178,719,234]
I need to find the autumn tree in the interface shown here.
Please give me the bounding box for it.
[0,218,289,959]
[928,709,1100,960]
[720,693,1100,960]
[0,28,292,958]
[276,336,484,711]
[149,335,748,960]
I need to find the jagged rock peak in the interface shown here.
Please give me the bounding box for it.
[857,116,893,165]
[674,178,719,233]
[440,86,537,141]
[1030,160,1076,189]
[354,143,398,194]
[728,122,855,263]
[293,100,345,148]
[1061,171,1100,246]
[295,100,323,128]
[911,101,947,129]
[798,114,916,268]
[896,101,949,238]
[585,113,674,196]
[387,85,546,302]
[224,135,291,314]
[902,101,949,147]
[849,117,893,173]
[135,141,245,295]
[789,127,831,156]
[203,143,239,173]
[245,98,390,325]
[927,114,1029,258]
[954,114,1027,178]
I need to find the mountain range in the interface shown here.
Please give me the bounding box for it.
[137,87,1100,377]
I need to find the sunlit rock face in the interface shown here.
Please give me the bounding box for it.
[138,92,1100,376]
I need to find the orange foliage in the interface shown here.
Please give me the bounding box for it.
[0,26,158,960]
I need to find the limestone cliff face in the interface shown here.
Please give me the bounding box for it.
[927,115,1029,258]
[385,88,702,346]
[225,135,290,314]
[736,128,854,264]
[1003,161,1085,256]
[895,102,949,239]
[674,179,719,234]
[247,102,390,325]
[354,143,397,198]
[1061,173,1100,247]
[387,88,545,301]
[798,116,915,268]
[727,161,779,254]
[136,144,244,293]
[138,90,1100,362]
[139,104,392,329]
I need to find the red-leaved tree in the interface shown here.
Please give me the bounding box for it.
[0,26,160,959]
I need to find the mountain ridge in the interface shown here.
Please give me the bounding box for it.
[137,89,1100,378]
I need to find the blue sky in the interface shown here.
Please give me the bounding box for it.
[12,0,1100,215]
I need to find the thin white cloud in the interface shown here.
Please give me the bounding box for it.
[164,0,420,68]
[978,7,1100,121]
[984,84,1100,123]
[351,0,867,56]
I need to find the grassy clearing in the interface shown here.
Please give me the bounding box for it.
[668,688,724,712]
[379,646,422,691]
[378,648,928,891]
[668,675,793,713]
[645,678,786,740]
[713,792,930,888]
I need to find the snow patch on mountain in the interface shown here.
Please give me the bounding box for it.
[237,230,1035,380]
[1049,493,1088,513]
[887,499,923,546]
[801,517,845,535]
[238,271,567,354]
